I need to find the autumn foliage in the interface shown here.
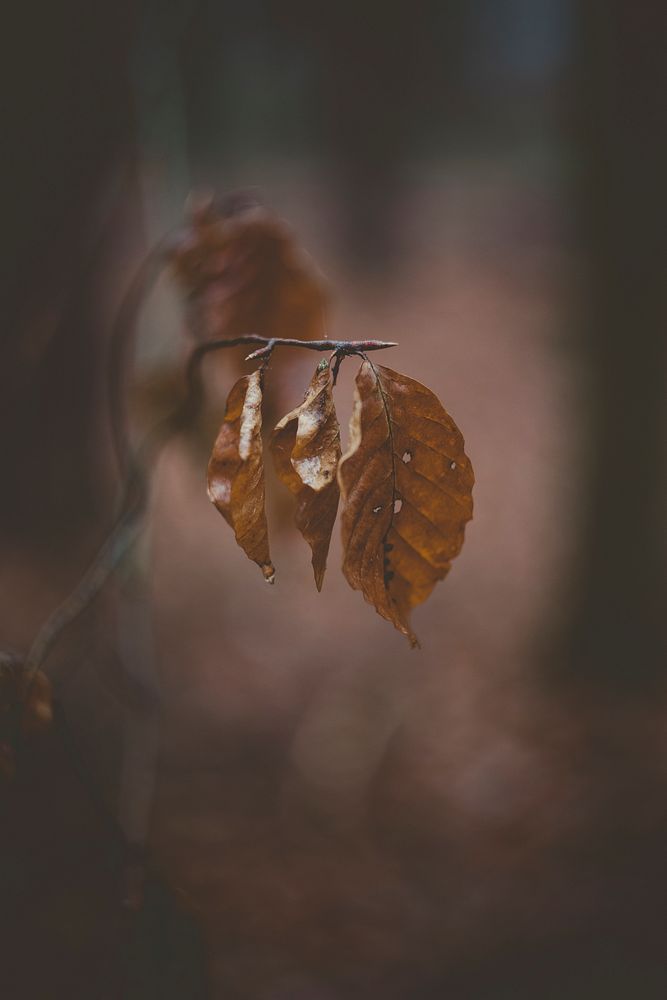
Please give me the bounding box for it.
[271,362,342,592]
[338,361,473,647]
[180,198,475,646]
[1,194,474,789]
[207,370,275,583]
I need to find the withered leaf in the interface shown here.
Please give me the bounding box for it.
[338,361,474,646]
[207,370,275,582]
[271,361,341,590]
[170,202,328,343]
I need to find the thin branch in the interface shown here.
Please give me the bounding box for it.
[183,333,396,365]
[181,335,397,424]
[22,499,145,686]
[244,336,397,360]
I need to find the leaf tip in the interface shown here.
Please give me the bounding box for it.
[262,563,276,584]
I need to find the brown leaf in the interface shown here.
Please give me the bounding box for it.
[338,361,474,646]
[170,202,328,343]
[207,370,275,582]
[271,360,341,590]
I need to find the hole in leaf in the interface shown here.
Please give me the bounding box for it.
[393,498,403,514]
[373,505,382,514]
[449,460,456,470]
[402,451,412,463]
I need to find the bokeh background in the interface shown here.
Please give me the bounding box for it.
[1,2,666,998]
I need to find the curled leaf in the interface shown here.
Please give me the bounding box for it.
[271,361,341,590]
[207,370,275,582]
[338,361,474,646]
[170,201,328,343]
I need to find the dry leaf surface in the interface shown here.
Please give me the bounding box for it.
[271,361,341,590]
[338,361,474,646]
[207,370,275,582]
[171,205,327,343]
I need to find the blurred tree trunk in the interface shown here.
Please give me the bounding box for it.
[1,5,208,995]
[0,1,139,542]
[564,2,667,686]
[298,0,465,269]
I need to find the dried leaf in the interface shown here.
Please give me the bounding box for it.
[207,370,275,582]
[170,203,328,343]
[338,361,474,646]
[271,360,341,590]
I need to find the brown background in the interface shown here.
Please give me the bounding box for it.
[1,3,666,997]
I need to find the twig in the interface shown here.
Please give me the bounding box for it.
[179,335,398,424]
[243,336,397,360]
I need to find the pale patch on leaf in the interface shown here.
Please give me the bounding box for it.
[271,362,342,590]
[207,370,275,582]
[338,361,474,646]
